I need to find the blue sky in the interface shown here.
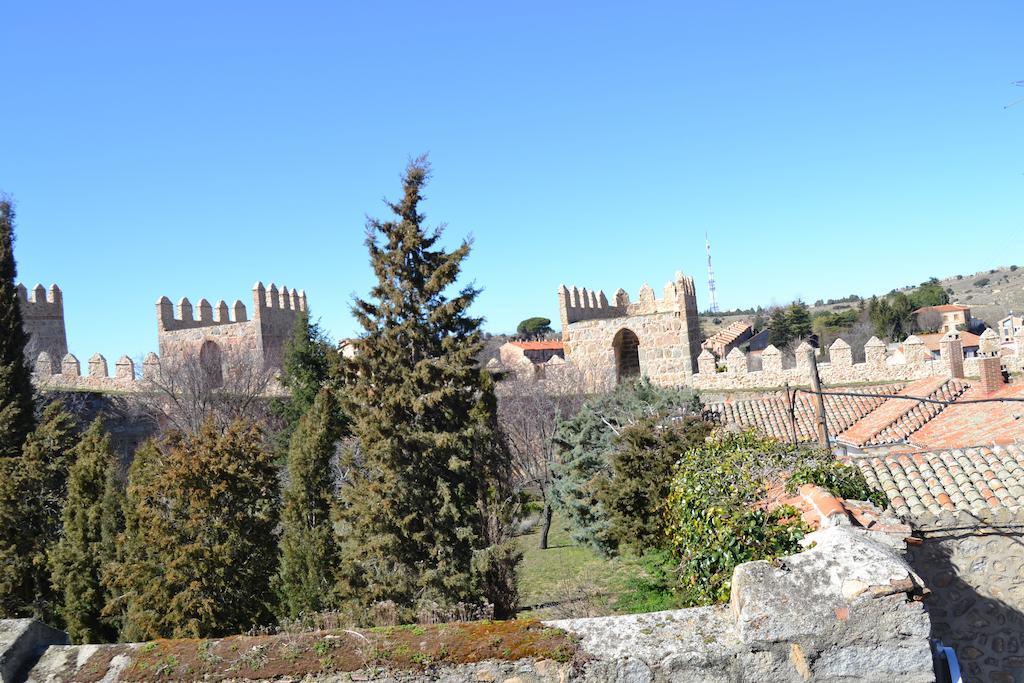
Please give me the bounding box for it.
[2,2,1022,362]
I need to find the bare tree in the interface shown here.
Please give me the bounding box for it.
[135,345,277,435]
[496,370,584,549]
[914,310,944,334]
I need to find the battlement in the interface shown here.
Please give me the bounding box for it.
[251,281,307,315]
[15,283,63,317]
[558,271,697,325]
[157,281,308,331]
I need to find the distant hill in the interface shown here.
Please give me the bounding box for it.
[700,264,1022,340]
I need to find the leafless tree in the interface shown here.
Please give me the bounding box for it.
[914,310,944,334]
[134,345,277,435]
[496,369,584,549]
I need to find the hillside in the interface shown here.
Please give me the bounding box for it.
[700,263,1023,340]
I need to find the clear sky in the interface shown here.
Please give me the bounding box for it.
[2,2,1022,362]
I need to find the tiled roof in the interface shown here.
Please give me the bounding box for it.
[915,304,970,314]
[836,377,969,448]
[708,384,905,443]
[703,321,751,349]
[906,383,1024,450]
[508,341,565,351]
[915,331,981,353]
[851,445,1024,518]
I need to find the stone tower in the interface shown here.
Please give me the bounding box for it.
[558,271,702,391]
[16,283,68,373]
[156,281,307,374]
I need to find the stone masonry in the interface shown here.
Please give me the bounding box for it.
[10,514,935,682]
[559,271,703,392]
[555,272,1024,393]
[22,281,306,394]
[157,281,307,371]
[15,283,68,375]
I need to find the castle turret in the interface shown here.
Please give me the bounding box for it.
[17,282,68,373]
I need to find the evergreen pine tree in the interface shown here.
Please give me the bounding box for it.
[48,419,122,643]
[0,402,78,619]
[275,388,341,619]
[108,420,279,639]
[336,156,515,620]
[0,196,36,458]
[272,311,339,455]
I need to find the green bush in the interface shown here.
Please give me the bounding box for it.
[664,431,881,606]
[551,379,701,555]
[597,416,712,553]
[973,277,990,288]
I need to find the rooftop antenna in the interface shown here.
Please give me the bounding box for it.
[706,233,720,314]
[1005,80,1024,109]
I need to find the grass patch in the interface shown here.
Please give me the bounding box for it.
[517,513,685,619]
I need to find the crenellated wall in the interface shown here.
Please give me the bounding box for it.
[16,282,68,373]
[560,271,702,391]
[688,329,1023,391]
[157,281,307,372]
[31,351,156,392]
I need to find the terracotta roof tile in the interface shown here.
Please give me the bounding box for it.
[836,377,969,447]
[850,445,1024,518]
[907,383,1024,450]
[508,341,565,351]
[708,384,905,443]
[703,321,752,349]
[915,304,971,314]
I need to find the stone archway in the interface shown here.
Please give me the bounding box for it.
[199,339,224,389]
[612,328,641,384]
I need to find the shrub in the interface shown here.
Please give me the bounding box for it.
[664,431,880,606]
[596,416,712,553]
[974,277,990,287]
[551,379,700,555]
[1011,265,1019,272]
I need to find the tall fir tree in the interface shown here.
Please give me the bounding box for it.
[0,196,36,458]
[336,157,516,620]
[48,419,123,643]
[107,420,279,639]
[275,388,341,619]
[272,311,340,455]
[0,402,78,620]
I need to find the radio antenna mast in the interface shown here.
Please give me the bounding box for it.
[706,233,720,314]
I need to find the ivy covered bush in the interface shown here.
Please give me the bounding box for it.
[664,431,880,606]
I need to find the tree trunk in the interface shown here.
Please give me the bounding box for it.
[539,499,553,550]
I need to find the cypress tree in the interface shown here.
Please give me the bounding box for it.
[336,156,515,620]
[48,419,122,643]
[0,196,36,458]
[0,401,77,620]
[272,311,339,455]
[276,388,341,619]
[109,420,279,639]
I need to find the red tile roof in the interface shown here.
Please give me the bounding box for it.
[702,321,752,349]
[708,384,905,443]
[836,377,969,448]
[914,332,981,353]
[906,383,1024,450]
[508,341,565,351]
[851,445,1024,518]
[915,304,971,313]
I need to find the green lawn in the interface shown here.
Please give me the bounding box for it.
[516,513,676,620]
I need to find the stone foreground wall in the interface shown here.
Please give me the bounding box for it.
[10,524,936,682]
[906,512,1024,683]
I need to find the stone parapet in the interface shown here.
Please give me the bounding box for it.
[13,519,935,682]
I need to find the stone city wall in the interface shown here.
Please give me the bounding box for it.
[560,272,702,392]
[8,521,935,682]
[687,329,1022,392]
[906,510,1024,683]
[16,283,68,374]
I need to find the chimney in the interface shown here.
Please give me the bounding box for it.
[976,354,1005,395]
